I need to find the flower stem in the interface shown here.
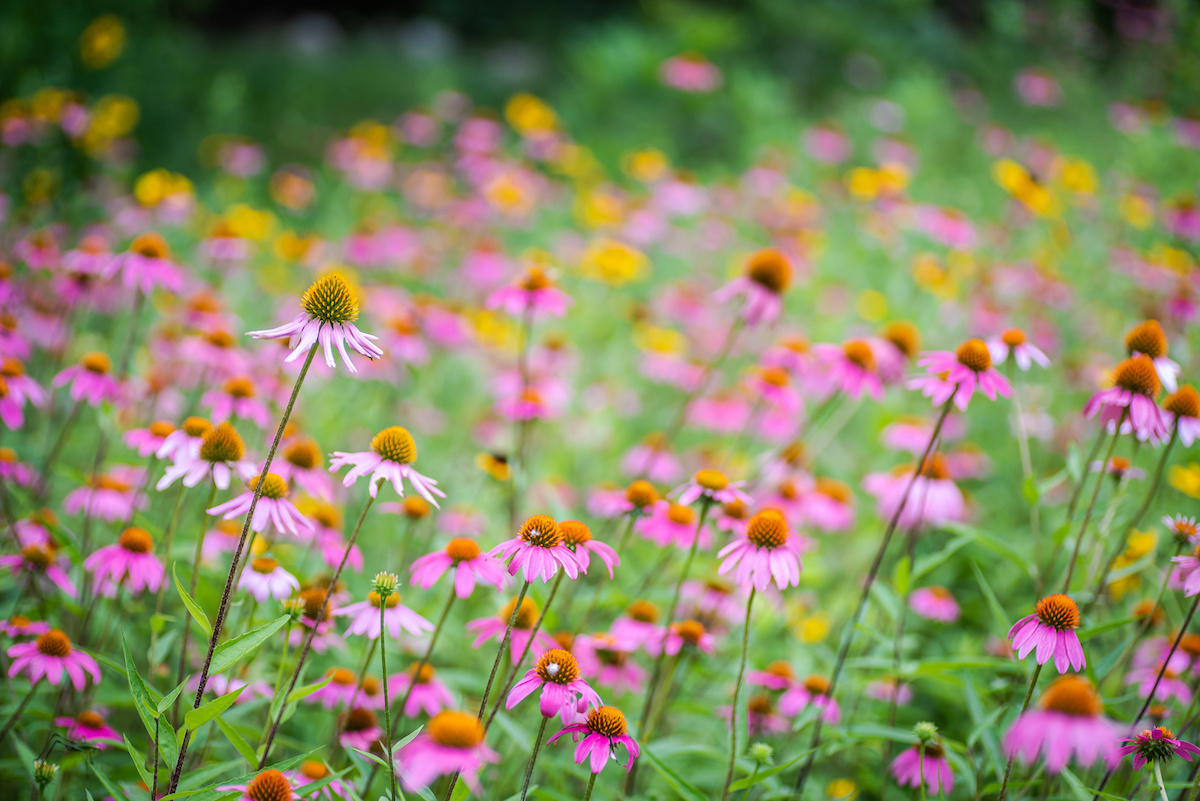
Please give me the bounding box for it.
[661,316,743,450]
[486,572,564,730]
[444,579,531,801]
[721,587,756,801]
[0,678,37,742]
[1043,427,1109,589]
[35,399,82,500]
[1098,542,1184,687]
[793,392,956,797]
[519,716,550,801]
[1156,761,1171,801]
[380,602,397,801]
[1187,757,1200,801]
[919,745,927,801]
[1061,420,1122,594]
[583,773,598,801]
[258,490,376,768]
[172,478,219,721]
[1083,423,1178,616]
[997,662,1043,801]
[627,502,711,796]
[1007,365,1044,576]
[143,482,186,669]
[163,343,317,793]
[392,588,456,721]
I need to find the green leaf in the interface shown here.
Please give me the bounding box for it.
[123,734,155,789]
[158,681,186,714]
[449,779,471,801]
[944,522,1036,578]
[295,768,352,798]
[893,555,910,596]
[89,762,132,801]
[122,630,179,769]
[727,747,815,791]
[641,746,707,801]
[174,562,212,638]
[392,724,424,750]
[286,673,333,704]
[970,560,1011,634]
[349,746,391,769]
[184,685,244,734]
[911,537,970,583]
[1022,476,1039,505]
[12,735,36,775]
[1078,616,1138,641]
[215,717,257,767]
[210,615,289,675]
[159,750,318,801]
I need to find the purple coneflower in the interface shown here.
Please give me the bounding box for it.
[467,597,556,664]
[1083,354,1168,441]
[387,664,455,718]
[409,538,509,597]
[910,586,961,622]
[987,327,1050,371]
[82,527,163,597]
[672,469,751,508]
[780,674,840,723]
[1163,385,1200,446]
[238,557,300,602]
[1111,725,1200,770]
[201,376,271,428]
[1008,593,1086,673]
[486,265,571,319]
[394,710,499,791]
[1126,319,1180,392]
[52,351,121,406]
[103,232,185,294]
[54,710,120,748]
[207,473,313,537]
[559,520,619,579]
[334,588,432,639]
[908,338,1012,411]
[717,509,802,592]
[329,425,444,506]
[713,248,791,327]
[507,648,602,722]
[157,421,256,491]
[1003,675,1118,773]
[549,705,640,774]
[7,629,100,689]
[491,514,582,583]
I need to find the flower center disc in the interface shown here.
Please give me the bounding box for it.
[81,352,111,374]
[745,509,789,549]
[301,274,359,324]
[36,629,72,657]
[371,426,418,464]
[1113,355,1161,397]
[284,439,320,469]
[118,527,153,554]
[955,339,992,372]
[1166,386,1200,419]
[246,770,291,801]
[200,422,245,463]
[445,538,481,561]
[587,705,628,737]
[427,711,485,748]
[745,248,791,294]
[1035,593,1081,630]
[558,520,592,545]
[1039,675,1101,717]
[1126,320,1168,359]
[695,469,729,492]
[625,480,659,507]
[535,649,580,684]
[250,473,289,500]
[843,339,876,371]
[519,515,562,547]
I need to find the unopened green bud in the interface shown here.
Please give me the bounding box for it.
[748,742,774,766]
[913,721,938,745]
[373,571,399,598]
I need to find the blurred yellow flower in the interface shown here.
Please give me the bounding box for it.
[505,94,557,135]
[30,88,71,122]
[622,148,669,183]
[134,168,192,208]
[1058,158,1097,195]
[225,204,274,240]
[1121,195,1155,229]
[826,778,857,799]
[1123,529,1158,560]
[475,452,512,481]
[348,120,391,149]
[911,253,957,300]
[1109,554,1142,600]
[633,324,686,355]
[576,189,625,228]
[273,231,316,262]
[855,289,887,322]
[580,238,648,286]
[469,310,516,349]
[80,15,126,70]
[1170,463,1200,498]
[554,144,603,181]
[797,611,830,643]
[86,94,139,144]
[23,169,57,204]
[1149,245,1194,274]
[484,171,534,216]
[993,159,1029,194]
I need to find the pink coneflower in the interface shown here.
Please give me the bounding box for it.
[866,677,914,705]
[559,520,619,579]
[64,467,146,522]
[681,578,744,628]
[621,433,681,483]
[467,597,556,664]
[339,706,384,751]
[52,351,121,406]
[274,437,333,500]
[409,538,509,597]
[1111,726,1200,771]
[490,514,582,583]
[1163,386,1200,446]
[1172,544,1200,596]
[987,328,1050,371]
[780,674,840,723]
[549,705,640,775]
[717,510,802,592]
[201,376,271,428]
[636,501,712,550]
[123,420,176,458]
[157,422,257,491]
[239,557,300,602]
[659,52,722,93]
[193,674,272,704]
[813,340,884,400]
[156,416,212,462]
[1125,651,1192,705]
[714,248,792,327]
[309,667,365,709]
[715,498,753,534]
[910,586,960,622]
[1126,320,1180,393]
[718,694,789,737]
[0,447,34,486]
[1008,593,1086,673]
[908,339,1012,411]
[103,233,185,294]
[686,392,751,434]
[748,660,796,691]
[800,478,855,532]
[219,769,298,801]
[0,616,50,638]
[651,619,715,656]
[610,602,663,651]
[891,741,955,795]
[1163,515,1199,545]
[82,527,164,597]
[388,664,456,718]
[287,761,352,801]
[1083,355,1168,442]
[335,588,432,639]
[0,545,76,597]
[7,629,100,689]
[329,426,444,506]
[0,358,46,425]
[863,455,966,531]
[54,709,121,748]
[394,710,499,791]
[672,469,751,508]
[573,634,647,696]
[486,265,571,320]
[507,648,602,722]
[208,473,313,538]
[1004,676,1119,773]
[248,273,383,373]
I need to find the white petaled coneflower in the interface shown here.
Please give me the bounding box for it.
[248,273,383,373]
[330,426,445,507]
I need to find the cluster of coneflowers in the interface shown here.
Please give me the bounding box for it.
[6,78,1200,801]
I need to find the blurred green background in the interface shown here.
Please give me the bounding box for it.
[5,0,1200,175]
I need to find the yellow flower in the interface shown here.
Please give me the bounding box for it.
[1149,245,1194,275]
[273,231,316,262]
[796,612,830,644]
[876,163,910,195]
[580,239,648,286]
[633,325,686,355]
[80,15,126,70]
[469,310,515,349]
[993,159,1031,194]
[1170,463,1200,499]
[1123,529,1158,560]
[1108,555,1142,600]
[83,95,139,154]
[846,167,881,201]
[622,148,669,183]
[30,88,71,122]
[475,452,511,481]
[855,290,887,322]
[505,94,557,135]
[826,778,857,799]
[576,188,624,228]
[484,171,534,216]
[1058,158,1097,195]
[1121,195,1155,229]
[134,169,192,208]
[911,253,957,300]
[225,204,274,241]
[348,120,391,149]
[554,144,603,181]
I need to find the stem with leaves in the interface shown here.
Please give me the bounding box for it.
[721,588,756,801]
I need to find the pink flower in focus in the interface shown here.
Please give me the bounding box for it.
[717,510,802,592]
[490,515,582,584]
[1082,355,1168,442]
[559,520,619,580]
[548,705,640,775]
[1110,726,1200,771]
[908,339,1012,412]
[1008,594,1086,673]
[7,629,100,689]
[207,473,313,538]
[409,538,509,598]
[506,648,603,723]
[329,426,445,506]
[238,556,300,602]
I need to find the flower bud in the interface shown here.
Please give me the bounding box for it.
[33,761,58,787]
[748,742,774,766]
[372,571,399,599]
[913,721,938,745]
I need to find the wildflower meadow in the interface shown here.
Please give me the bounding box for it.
[7,3,1200,800]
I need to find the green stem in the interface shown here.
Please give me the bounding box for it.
[1156,761,1170,801]
[583,773,598,801]
[1061,421,1122,593]
[0,679,37,741]
[920,744,927,801]
[392,589,456,721]
[519,716,549,801]
[1187,757,1200,801]
[380,602,397,801]
[486,572,564,730]
[998,662,1044,801]
[721,588,756,801]
[173,478,220,721]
